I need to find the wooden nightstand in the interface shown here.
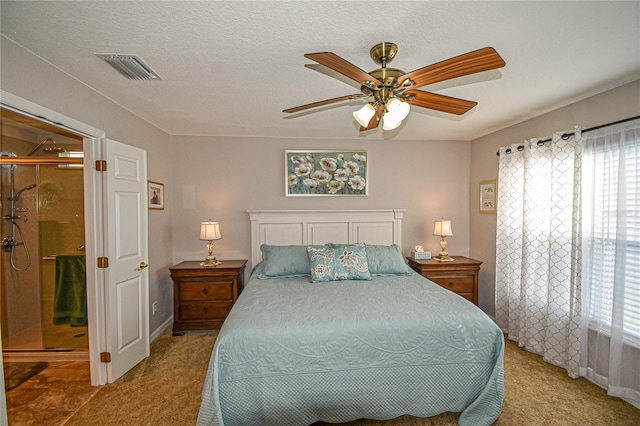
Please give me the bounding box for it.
[169,260,247,335]
[406,256,482,305]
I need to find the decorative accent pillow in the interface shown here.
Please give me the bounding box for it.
[258,244,311,279]
[363,244,414,276]
[307,243,371,282]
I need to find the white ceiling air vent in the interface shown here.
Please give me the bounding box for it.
[96,54,161,80]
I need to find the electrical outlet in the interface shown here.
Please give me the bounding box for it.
[152,301,158,315]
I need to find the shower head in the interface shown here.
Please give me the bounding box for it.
[10,184,37,201]
[26,137,66,156]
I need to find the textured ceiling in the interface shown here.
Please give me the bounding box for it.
[1,1,639,141]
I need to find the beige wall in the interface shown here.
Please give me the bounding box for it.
[169,137,473,268]
[469,80,640,316]
[1,37,174,333]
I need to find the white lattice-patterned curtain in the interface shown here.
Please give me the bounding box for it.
[495,129,582,378]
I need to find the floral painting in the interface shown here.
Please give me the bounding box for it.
[286,150,368,196]
[479,180,497,214]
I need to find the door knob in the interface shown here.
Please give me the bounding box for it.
[136,262,149,271]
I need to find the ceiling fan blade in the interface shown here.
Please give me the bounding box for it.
[360,104,384,131]
[305,52,382,86]
[283,94,364,113]
[398,47,505,89]
[405,90,477,115]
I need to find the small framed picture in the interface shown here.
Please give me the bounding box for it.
[148,181,164,210]
[479,180,497,214]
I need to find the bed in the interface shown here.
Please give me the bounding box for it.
[197,209,504,426]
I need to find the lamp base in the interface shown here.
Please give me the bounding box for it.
[434,256,454,262]
[200,256,222,267]
[435,236,454,261]
[434,251,454,262]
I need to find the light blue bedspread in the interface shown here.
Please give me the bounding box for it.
[197,265,504,426]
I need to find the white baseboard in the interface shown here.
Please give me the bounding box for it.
[150,316,173,342]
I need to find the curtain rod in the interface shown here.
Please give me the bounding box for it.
[496,115,640,156]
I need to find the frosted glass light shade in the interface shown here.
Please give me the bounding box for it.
[433,219,453,236]
[382,116,402,131]
[200,221,221,241]
[353,103,376,127]
[385,98,410,121]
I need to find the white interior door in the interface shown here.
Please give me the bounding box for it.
[104,139,149,382]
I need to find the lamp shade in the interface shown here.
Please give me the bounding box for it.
[385,98,410,121]
[433,219,453,237]
[200,221,221,241]
[353,103,377,127]
[382,116,402,131]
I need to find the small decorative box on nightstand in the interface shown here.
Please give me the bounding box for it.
[411,251,432,260]
[169,260,247,335]
[406,256,482,306]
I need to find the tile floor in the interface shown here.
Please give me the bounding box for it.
[5,361,98,425]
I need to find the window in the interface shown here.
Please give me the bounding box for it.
[583,127,640,343]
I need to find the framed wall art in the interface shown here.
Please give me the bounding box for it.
[285,150,368,196]
[148,181,164,210]
[479,180,497,214]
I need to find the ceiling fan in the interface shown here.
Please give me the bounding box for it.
[283,42,506,132]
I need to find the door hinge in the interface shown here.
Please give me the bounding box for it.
[95,160,107,171]
[100,352,112,363]
[97,257,109,268]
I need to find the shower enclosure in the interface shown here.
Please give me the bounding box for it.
[1,108,87,357]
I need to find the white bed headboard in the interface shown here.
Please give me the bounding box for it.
[247,209,405,266]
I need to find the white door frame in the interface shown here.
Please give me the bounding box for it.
[1,90,110,386]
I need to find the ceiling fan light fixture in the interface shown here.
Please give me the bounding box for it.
[353,103,376,127]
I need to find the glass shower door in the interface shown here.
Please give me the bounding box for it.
[38,164,87,349]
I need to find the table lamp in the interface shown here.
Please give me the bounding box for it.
[200,220,222,266]
[433,218,454,262]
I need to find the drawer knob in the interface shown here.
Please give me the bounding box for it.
[202,287,209,295]
[203,307,209,313]
[448,282,454,287]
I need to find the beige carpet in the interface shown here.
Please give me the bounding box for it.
[61,328,639,426]
[65,329,216,426]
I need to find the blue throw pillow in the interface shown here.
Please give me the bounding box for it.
[307,243,371,282]
[258,244,310,279]
[364,244,414,276]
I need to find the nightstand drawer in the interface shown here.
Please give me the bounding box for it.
[458,293,475,303]
[180,282,233,301]
[429,276,474,293]
[180,301,232,320]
